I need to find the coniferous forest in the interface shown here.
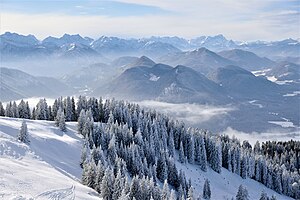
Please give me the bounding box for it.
[1,97,299,199]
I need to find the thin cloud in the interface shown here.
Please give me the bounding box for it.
[0,0,298,41]
[136,100,234,125]
[223,127,300,145]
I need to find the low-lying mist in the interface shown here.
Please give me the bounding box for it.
[223,127,300,145]
[136,100,300,142]
[137,100,235,130]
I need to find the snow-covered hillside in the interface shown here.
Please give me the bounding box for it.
[0,116,294,199]
[0,117,100,199]
[176,161,293,200]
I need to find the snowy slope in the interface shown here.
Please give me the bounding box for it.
[176,161,294,200]
[0,117,101,199]
[0,116,295,200]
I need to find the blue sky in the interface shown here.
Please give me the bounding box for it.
[1,0,299,41]
[1,0,170,16]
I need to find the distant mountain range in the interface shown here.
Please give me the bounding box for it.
[1,54,299,132]
[0,67,73,101]
[95,60,229,104]
[94,56,285,104]
[1,32,299,61]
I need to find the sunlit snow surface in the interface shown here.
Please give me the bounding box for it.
[0,117,101,200]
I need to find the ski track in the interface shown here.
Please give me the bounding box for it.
[35,185,75,200]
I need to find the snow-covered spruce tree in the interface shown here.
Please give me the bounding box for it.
[18,120,30,144]
[101,168,114,200]
[77,95,87,115]
[240,154,248,179]
[161,179,170,200]
[55,108,66,132]
[129,176,142,200]
[18,99,28,119]
[118,188,130,200]
[199,134,208,172]
[168,128,175,157]
[270,195,277,200]
[167,156,180,189]
[254,141,261,154]
[203,179,211,200]
[112,169,125,200]
[292,181,300,199]
[179,141,185,163]
[5,102,12,117]
[80,137,90,168]
[235,185,249,200]
[35,98,49,120]
[187,134,195,164]
[169,189,176,200]
[187,185,194,200]
[157,152,168,182]
[259,191,268,200]
[82,160,96,188]
[0,102,5,116]
[282,168,292,196]
[273,166,283,194]
[77,109,86,135]
[12,101,19,118]
[64,96,73,121]
[210,139,222,173]
[71,97,77,121]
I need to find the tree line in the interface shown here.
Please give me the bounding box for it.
[1,96,299,199]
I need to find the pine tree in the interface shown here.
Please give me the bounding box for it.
[71,97,77,121]
[199,135,207,172]
[0,102,5,116]
[130,176,141,200]
[82,161,96,188]
[17,120,30,144]
[161,179,170,200]
[95,161,105,192]
[80,138,89,168]
[273,167,282,194]
[236,185,249,200]
[203,179,211,200]
[259,191,268,200]
[12,101,19,118]
[78,110,86,135]
[167,157,179,189]
[270,195,277,200]
[35,99,48,120]
[157,153,168,182]
[187,135,195,164]
[187,185,194,200]
[64,96,72,121]
[210,139,222,173]
[241,154,248,179]
[168,129,175,157]
[18,99,27,118]
[169,189,177,200]
[5,102,13,117]
[254,141,261,154]
[118,189,129,200]
[179,141,185,163]
[55,108,66,132]
[101,169,113,200]
[31,107,36,120]
[113,170,124,200]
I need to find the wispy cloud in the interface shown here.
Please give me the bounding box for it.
[223,127,300,145]
[136,100,234,125]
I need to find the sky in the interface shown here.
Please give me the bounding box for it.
[1,0,299,41]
